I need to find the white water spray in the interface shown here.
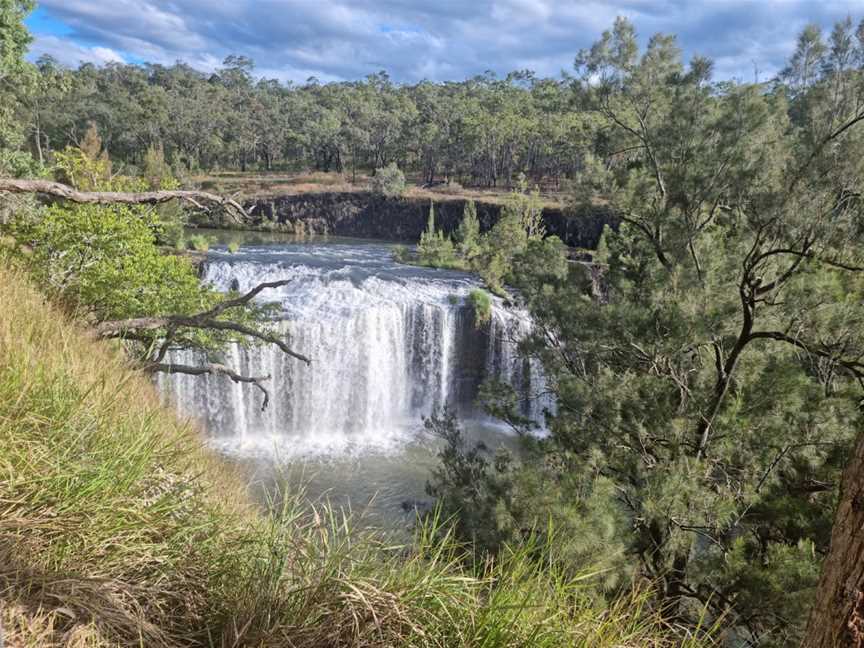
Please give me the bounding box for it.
[159,242,550,456]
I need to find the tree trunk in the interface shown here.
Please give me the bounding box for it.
[34,123,44,166]
[0,178,249,222]
[802,429,864,647]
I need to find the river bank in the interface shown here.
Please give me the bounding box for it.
[189,189,615,249]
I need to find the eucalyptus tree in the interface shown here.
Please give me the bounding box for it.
[216,56,260,171]
[253,78,287,171]
[5,42,596,183]
[0,0,37,175]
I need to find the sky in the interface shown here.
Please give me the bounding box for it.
[22,1,864,85]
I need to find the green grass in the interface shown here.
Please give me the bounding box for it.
[0,260,714,647]
[185,233,211,252]
[468,289,492,327]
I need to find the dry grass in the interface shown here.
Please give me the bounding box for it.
[0,258,714,647]
[189,171,566,209]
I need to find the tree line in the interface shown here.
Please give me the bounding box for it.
[5,51,588,188]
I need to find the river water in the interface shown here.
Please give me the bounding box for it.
[159,231,551,526]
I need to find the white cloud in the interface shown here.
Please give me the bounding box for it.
[29,34,126,66]
[26,0,864,82]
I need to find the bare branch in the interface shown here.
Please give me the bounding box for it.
[147,362,272,410]
[201,279,292,318]
[96,279,311,365]
[0,177,248,222]
[98,314,310,364]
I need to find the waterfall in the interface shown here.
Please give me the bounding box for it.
[158,242,551,456]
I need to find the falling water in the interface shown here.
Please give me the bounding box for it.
[159,240,551,457]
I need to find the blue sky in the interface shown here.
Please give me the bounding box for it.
[23,1,864,84]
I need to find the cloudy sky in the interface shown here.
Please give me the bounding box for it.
[23,1,864,84]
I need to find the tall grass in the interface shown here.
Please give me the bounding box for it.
[0,260,713,647]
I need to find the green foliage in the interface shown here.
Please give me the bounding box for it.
[425,409,517,553]
[185,233,211,252]
[9,132,203,324]
[369,161,406,197]
[0,0,33,81]
[0,7,588,186]
[412,183,559,298]
[468,288,492,327]
[3,0,863,640]
[424,409,634,597]
[469,180,550,294]
[467,16,864,644]
[142,142,187,246]
[0,0,38,176]
[417,201,457,266]
[14,202,208,320]
[504,174,545,239]
[227,240,241,253]
[392,243,409,263]
[454,199,481,261]
[7,134,277,364]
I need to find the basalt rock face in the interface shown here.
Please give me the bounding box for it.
[199,191,615,248]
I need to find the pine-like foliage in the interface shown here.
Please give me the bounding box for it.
[488,17,864,646]
[417,200,456,266]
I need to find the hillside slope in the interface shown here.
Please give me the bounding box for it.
[0,260,707,648]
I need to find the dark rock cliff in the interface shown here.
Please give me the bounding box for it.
[194,191,615,249]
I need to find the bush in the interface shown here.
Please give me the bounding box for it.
[186,234,210,252]
[469,288,492,327]
[418,201,458,267]
[455,200,482,262]
[227,240,241,253]
[370,162,406,198]
[392,244,409,263]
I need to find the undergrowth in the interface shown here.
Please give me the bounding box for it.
[0,260,713,647]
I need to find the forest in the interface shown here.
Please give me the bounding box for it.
[3,1,864,647]
[4,42,584,187]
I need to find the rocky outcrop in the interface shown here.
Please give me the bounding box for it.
[193,191,615,249]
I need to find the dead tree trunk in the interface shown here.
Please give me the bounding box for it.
[0,178,248,222]
[802,429,864,647]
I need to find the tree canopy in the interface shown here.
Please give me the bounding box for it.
[427,16,864,647]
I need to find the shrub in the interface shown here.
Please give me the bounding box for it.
[227,240,241,253]
[392,244,409,263]
[370,162,406,198]
[455,200,482,262]
[418,201,457,267]
[186,234,210,252]
[469,288,492,327]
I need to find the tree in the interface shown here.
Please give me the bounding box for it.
[803,430,864,647]
[417,201,456,266]
[454,199,481,261]
[467,18,864,645]
[0,0,39,176]
[4,138,307,407]
[0,0,32,83]
[369,161,406,197]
